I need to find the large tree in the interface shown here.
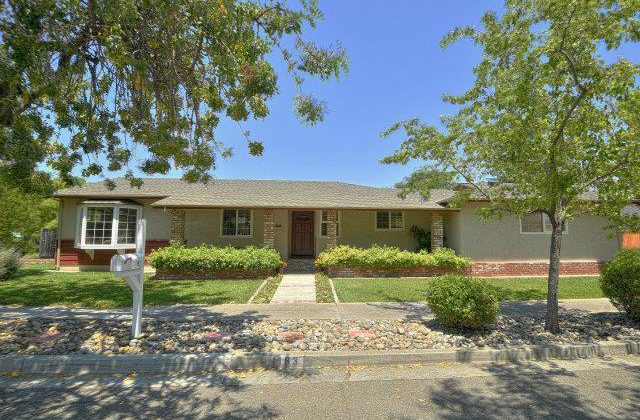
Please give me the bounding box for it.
[0,0,347,185]
[382,0,640,332]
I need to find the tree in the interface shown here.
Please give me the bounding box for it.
[0,0,347,185]
[382,0,640,332]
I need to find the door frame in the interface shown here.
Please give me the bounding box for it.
[290,210,315,257]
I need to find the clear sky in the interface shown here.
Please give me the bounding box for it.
[155,0,505,187]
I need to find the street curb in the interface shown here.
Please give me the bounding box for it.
[1,341,638,375]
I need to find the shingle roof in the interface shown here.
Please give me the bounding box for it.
[54,178,456,210]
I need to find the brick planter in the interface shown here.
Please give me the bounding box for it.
[154,268,277,280]
[325,266,463,278]
[470,261,604,277]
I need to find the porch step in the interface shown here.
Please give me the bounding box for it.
[284,259,316,274]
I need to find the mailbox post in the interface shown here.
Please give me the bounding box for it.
[110,219,146,337]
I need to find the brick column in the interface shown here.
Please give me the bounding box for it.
[263,209,275,248]
[431,213,444,250]
[325,209,338,249]
[168,209,186,244]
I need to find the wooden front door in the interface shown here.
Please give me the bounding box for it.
[291,211,314,257]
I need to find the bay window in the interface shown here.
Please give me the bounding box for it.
[76,202,142,249]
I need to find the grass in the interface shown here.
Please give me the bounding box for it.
[0,265,264,308]
[333,276,604,303]
[250,275,283,304]
[315,273,335,303]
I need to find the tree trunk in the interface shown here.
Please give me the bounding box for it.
[545,219,564,333]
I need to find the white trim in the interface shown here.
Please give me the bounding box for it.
[519,212,568,235]
[318,210,341,237]
[220,209,254,237]
[374,210,405,231]
[77,203,143,249]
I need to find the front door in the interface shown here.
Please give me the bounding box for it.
[291,211,314,257]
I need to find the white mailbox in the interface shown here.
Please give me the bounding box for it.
[110,219,146,338]
[111,253,143,274]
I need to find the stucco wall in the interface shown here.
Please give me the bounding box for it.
[452,202,620,261]
[183,208,265,248]
[58,198,171,241]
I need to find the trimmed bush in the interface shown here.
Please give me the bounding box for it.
[426,275,499,329]
[148,244,283,272]
[0,248,21,280]
[314,245,470,270]
[601,250,640,320]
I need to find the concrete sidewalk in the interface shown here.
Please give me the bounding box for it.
[270,274,316,304]
[0,299,617,321]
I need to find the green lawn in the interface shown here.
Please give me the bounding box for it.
[315,273,335,303]
[0,265,264,307]
[333,276,603,303]
[250,275,283,304]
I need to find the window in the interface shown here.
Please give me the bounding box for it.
[76,204,141,249]
[520,211,567,234]
[376,211,404,230]
[320,211,340,237]
[222,209,252,236]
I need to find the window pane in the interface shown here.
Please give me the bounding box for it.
[321,223,328,236]
[390,211,404,229]
[321,211,328,222]
[521,212,544,233]
[376,211,389,229]
[237,210,252,236]
[222,210,237,236]
[117,208,138,245]
[85,207,114,245]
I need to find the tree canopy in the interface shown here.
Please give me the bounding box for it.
[382,0,640,332]
[0,0,348,185]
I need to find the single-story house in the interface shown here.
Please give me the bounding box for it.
[53,178,624,276]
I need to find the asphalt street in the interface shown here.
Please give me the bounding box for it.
[0,356,638,419]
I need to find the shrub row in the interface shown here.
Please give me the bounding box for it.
[315,245,470,270]
[148,244,283,272]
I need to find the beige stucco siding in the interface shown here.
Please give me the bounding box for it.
[184,208,265,248]
[319,209,432,253]
[453,202,620,261]
[58,198,171,241]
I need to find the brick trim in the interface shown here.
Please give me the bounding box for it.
[470,261,603,277]
[58,240,169,267]
[154,268,276,280]
[263,209,275,248]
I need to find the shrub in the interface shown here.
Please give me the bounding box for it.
[426,275,499,329]
[601,250,640,320]
[314,245,470,270]
[149,244,283,272]
[410,225,431,251]
[0,248,21,280]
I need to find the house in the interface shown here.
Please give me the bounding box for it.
[53,178,622,276]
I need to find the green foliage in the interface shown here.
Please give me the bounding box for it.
[0,174,61,252]
[426,275,499,329]
[410,225,431,251]
[148,244,283,272]
[382,0,640,331]
[314,245,470,270]
[1,0,348,185]
[601,250,640,320]
[0,248,21,280]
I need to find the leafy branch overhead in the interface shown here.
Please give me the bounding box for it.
[0,0,348,184]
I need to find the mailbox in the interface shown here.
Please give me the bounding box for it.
[110,253,143,274]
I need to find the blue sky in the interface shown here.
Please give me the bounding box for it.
[74,1,639,188]
[160,0,505,187]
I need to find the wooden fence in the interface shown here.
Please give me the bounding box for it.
[621,232,640,249]
[39,228,57,258]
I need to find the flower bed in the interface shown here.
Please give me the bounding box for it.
[149,244,283,280]
[315,245,470,278]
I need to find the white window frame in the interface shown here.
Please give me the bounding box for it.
[375,210,405,231]
[75,203,143,249]
[319,210,341,237]
[520,212,569,235]
[220,209,254,237]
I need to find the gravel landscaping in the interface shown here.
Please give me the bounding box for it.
[1,313,639,355]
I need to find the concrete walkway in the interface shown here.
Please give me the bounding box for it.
[270,274,316,304]
[0,298,618,322]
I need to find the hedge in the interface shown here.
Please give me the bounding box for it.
[148,244,283,272]
[314,245,470,270]
[600,249,640,320]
